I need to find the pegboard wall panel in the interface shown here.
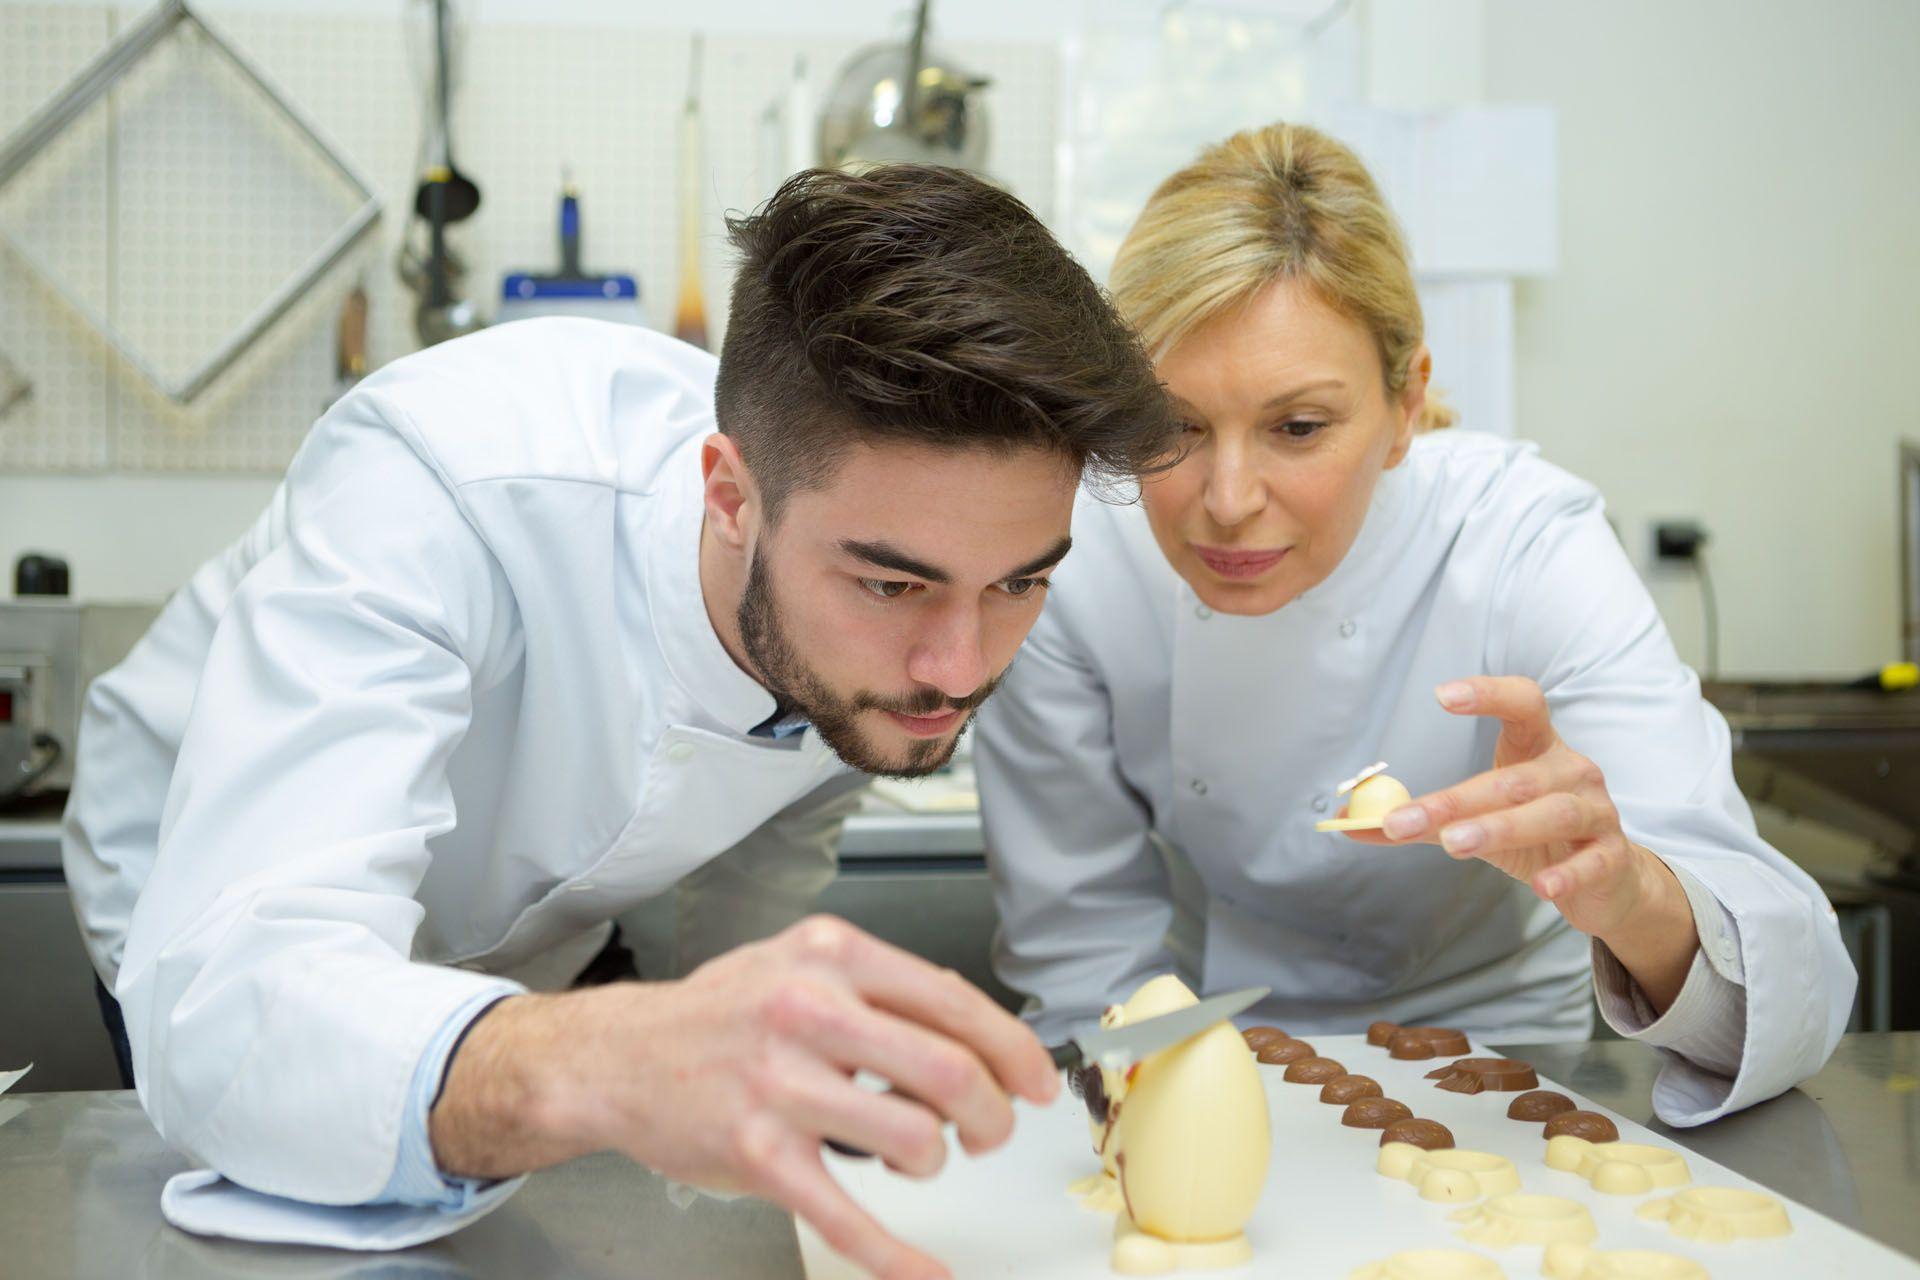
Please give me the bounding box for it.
[0,4,115,469]
[0,1,1058,474]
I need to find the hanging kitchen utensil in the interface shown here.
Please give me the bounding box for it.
[406,0,483,346]
[497,171,643,327]
[673,34,709,350]
[817,0,991,172]
[410,0,479,225]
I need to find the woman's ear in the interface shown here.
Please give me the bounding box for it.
[1385,345,1431,469]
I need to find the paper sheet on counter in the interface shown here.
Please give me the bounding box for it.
[0,1063,30,1095]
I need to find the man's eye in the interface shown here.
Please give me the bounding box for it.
[1002,577,1050,598]
[860,578,914,599]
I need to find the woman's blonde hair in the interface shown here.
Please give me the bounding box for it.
[1110,121,1456,430]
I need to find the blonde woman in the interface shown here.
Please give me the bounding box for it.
[973,123,1854,1125]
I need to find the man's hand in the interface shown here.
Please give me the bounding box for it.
[1342,677,1700,1011]
[430,916,1059,1280]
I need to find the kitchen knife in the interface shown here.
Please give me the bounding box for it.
[1047,985,1269,1071]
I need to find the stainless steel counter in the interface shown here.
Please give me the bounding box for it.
[2,1034,1915,1279]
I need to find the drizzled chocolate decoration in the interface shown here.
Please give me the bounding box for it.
[1068,1061,1111,1124]
[1319,1074,1384,1106]
[1341,1097,1415,1129]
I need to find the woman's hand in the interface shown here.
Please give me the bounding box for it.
[1343,676,1699,1010]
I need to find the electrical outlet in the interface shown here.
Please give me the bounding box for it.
[1654,520,1709,562]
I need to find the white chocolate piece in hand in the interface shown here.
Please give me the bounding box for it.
[1317,773,1414,831]
[1545,1137,1690,1195]
[1636,1187,1792,1243]
[1347,1248,1508,1280]
[1543,1243,1710,1280]
[1450,1193,1597,1248]
[1378,1143,1522,1203]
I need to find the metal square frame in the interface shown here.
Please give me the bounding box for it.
[0,0,382,404]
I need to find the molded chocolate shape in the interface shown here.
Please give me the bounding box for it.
[1282,1056,1348,1085]
[1379,1118,1455,1150]
[1388,1027,1472,1060]
[1342,1097,1415,1129]
[1427,1057,1539,1094]
[1319,1074,1384,1105]
[1507,1090,1576,1122]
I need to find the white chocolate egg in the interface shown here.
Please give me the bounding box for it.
[1109,976,1271,1245]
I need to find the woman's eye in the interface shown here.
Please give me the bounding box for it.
[1275,419,1327,439]
[860,579,914,599]
[1178,420,1205,434]
[1002,577,1050,598]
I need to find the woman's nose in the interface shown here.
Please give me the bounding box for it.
[1203,444,1265,528]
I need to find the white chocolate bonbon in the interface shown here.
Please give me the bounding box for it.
[1449,1193,1597,1248]
[1636,1187,1792,1243]
[1542,1243,1710,1280]
[1317,772,1414,831]
[1348,1248,1508,1280]
[1378,1143,1522,1203]
[1544,1137,1690,1195]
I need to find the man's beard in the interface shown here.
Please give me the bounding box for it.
[736,549,1000,779]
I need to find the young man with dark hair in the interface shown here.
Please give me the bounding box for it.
[63,166,1172,1279]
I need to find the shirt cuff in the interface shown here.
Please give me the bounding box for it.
[375,988,514,1209]
[1591,866,1747,1078]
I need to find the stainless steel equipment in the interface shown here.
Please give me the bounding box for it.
[0,601,157,803]
[817,0,991,173]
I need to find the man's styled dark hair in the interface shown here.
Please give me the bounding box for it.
[714,165,1174,517]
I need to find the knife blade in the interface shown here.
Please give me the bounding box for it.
[1047,986,1269,1072]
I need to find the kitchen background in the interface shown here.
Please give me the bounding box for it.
[4,0,1917,1088]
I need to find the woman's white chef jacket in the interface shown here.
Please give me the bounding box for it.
[974,430,1855,1127]
[63,319,863,1210]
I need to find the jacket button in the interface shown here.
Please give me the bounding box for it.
[1195,604,1213,620]
[1190,778,1209,797]
[1339,619,1357,638]
[667,743,695,763]
[1311,796,1329,813]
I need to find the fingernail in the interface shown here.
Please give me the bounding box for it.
[1383,806,1427,839]
[1440,822,1484,854]
[1436,681,1474,710]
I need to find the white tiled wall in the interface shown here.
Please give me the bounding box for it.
[0,3,1058,474]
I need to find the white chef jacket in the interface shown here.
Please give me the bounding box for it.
[63,318,865,1212]
[974,430,1855,1126]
